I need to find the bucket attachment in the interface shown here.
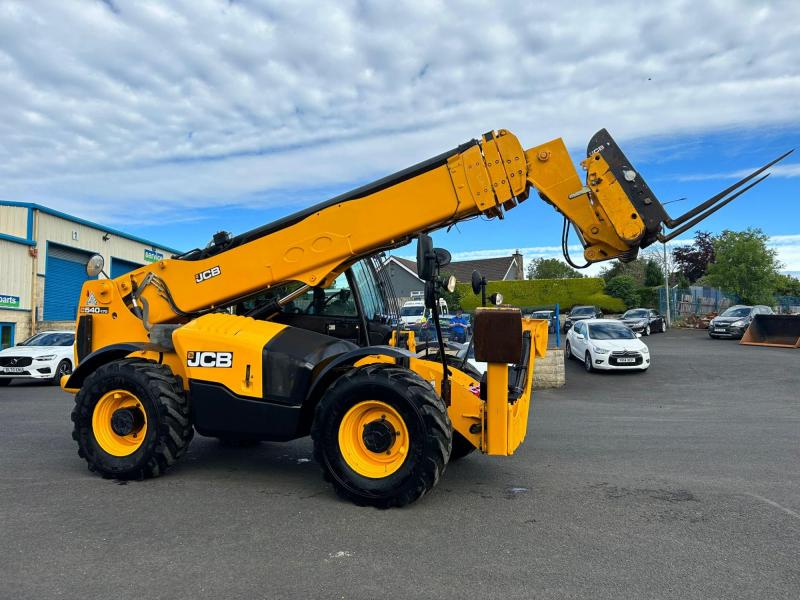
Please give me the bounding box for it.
[585,129,794,250]
[740,314,800,349]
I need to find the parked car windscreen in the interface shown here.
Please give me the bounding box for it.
[19,333,75,346]
[570,307,594,316]
[400,306,425,317]
[588,323,636,340]
[720,307,751,318]
[623,309,648,319]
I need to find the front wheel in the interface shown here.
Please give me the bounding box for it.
[584,352,594,373]
[71,359,193,480]
[565,340,572,360]
[52,359,72,386]
[312,364,452,508]
[644,324,651,336]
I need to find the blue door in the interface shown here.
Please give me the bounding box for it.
[111,257,144,279]
[43,245,96,321]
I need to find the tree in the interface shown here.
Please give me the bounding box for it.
[775,273,800,297]
[599,258,647,285]
[644,259,662,287]
[526,258,584,280]
[673,231,715,283]
[605,275,639,308]
[705,228,781,304]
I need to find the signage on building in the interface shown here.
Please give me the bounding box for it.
[0,295,20,308]
[144,249,164,263]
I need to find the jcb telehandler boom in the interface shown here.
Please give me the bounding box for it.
[64,128,788,507]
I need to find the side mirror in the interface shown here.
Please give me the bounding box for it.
[434,248,451,268]
[471,270,483,295]
[86,254,105,278]
[416,234,436,282]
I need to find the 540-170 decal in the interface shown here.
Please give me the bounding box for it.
[187,351,233,368]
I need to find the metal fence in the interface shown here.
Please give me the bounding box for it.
[659,287,800,320]
[775,295,800,314]
[659,286,738,322]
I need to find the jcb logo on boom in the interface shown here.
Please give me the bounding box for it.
[187,351,233,368]
[195,266,221,283]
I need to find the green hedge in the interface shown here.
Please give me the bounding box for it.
[456,277,626,312]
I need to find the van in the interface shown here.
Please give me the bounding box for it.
[400,298,449,326]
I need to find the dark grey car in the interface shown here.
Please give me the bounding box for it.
[709,305,774,339]
[563,305,603,333]
[620,308,666,336]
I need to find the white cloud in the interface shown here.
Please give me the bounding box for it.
[0,0,799,224]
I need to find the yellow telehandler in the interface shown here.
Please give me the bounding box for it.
[63,128,789,506]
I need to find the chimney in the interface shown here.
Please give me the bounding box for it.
[512,249,523,280]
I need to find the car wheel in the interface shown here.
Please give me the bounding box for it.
[584,352,593,373]
[52,359,72,386]
[644,324,651,336]
[661,320,667,333]
[565,340,572,360]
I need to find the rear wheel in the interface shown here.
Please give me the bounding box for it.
[71,359,193,480]
[312,364,452,508]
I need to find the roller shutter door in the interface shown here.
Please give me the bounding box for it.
[111,257,144,279]
[43,245,95,321]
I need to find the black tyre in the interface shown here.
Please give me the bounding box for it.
[52,359,72,386]
[0,379,11,386]
[71,359,193,480]
[644,324,651,336]
[311,364,452,508]
[584,352,593,372]
[565,340,572,360]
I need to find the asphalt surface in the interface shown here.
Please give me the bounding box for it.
[1,329,798,599]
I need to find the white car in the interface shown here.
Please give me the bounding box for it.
[565,318,650,372]
[0,330,75,386]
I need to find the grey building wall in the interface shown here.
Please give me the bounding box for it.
[384,263,423,301]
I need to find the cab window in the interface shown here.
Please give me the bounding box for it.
[351,260,387,320]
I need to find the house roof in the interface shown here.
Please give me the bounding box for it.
[385,254,520,282]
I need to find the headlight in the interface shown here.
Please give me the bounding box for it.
[640,347,649,354]
[592,346,609,354]
[731,320,747,327]
[34,354,56,361]
[638,320,648,325]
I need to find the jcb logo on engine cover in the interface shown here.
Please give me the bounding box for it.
[187,351,233,368]
[195,266,221,283]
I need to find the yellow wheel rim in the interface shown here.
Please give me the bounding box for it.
[91,389,148,457]
[338,400,409,478]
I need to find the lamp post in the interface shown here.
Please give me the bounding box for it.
[661,197,687,327]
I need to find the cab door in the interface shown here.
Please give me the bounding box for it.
[268,274,363,344]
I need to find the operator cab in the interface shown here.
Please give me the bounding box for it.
[235,257,398,346]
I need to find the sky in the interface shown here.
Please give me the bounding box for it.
[1,0,798,276]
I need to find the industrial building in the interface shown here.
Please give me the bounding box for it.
[0,201,179,349]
